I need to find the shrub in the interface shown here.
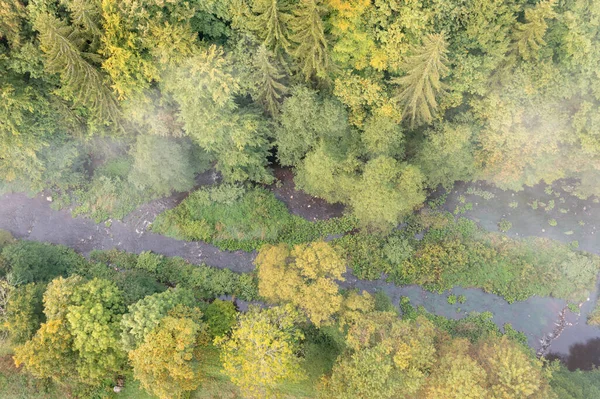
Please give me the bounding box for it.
[497,218,512,232]
[390,213,600,303]
[447,295,457,305]
[204,299,238,338]
[0,230,16,249]
[588,299,600,326]
[335,233,389,280]
[1,241,84,285]
[152,185,358,251]
[373,290,396,313]
[90,250,259,301]
[383,236,414,266]
[4,283,45,344]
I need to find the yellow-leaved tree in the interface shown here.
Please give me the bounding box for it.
[129,315,206,399]
[215,304,306,399]
[255,241,346,326]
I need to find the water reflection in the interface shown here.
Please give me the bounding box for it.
[548,338,600,370]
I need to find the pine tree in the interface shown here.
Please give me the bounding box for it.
[253,45,288,116]
[512,0,556,61]
[249,0,292,54]
[289,0,330,81]
[392,33,449,126]
[34,13,120,125]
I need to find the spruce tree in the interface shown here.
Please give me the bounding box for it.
[34,13,120,125]
[62,0,103,39]
[249,0,292,54]
[252,45,288,116]
[392,33,449,126]
[289,0,330,81]
[512,0,556,61]
[0,0,27,47]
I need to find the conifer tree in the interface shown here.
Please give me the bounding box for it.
[512,0,556,61]
[0,0,27,47]
[249,0,292,53]
[252,45,288,116]
[62,0,103,40]
[392,33,449,126]
[34,13,120,125]
[289,0,330,81]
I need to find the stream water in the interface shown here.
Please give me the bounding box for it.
[0,176,599,370]
[439,180,600,370]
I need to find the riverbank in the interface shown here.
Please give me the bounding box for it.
[2,188,600,366]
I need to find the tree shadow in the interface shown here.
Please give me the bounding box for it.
[547,338,600,371]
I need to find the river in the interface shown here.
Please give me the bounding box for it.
[0,175,599,370]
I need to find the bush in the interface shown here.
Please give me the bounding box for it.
[1,241,84,285]
[588,299,600,326]
[382,235,414,266]
[72,174,147,222]
[335,233,389,280]
[497,218,512,232]
[390,212,600,303]
[90,250,259,301]
[373,290,396,313]
[152,185,358,251]
[0,230,16,250]
[4,283,45,344]
[204,299,237,338]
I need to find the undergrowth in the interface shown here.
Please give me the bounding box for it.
[151,185,357,251]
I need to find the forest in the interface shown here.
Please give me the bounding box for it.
[1,0,600,398]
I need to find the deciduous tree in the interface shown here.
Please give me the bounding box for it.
[256,242,346,326]
[129,316,205,399]
[128,135,198,196]
[66,278,126,382]
[3,283,45,344]
[120,288,196,351]
[216,305,305,398]
[350,157,426,231]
